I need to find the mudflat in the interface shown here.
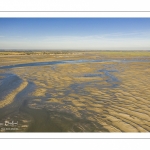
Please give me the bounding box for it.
[0,51,150,132]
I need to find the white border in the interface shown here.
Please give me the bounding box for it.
[0,0,150,11]
[0,133,150,139]
[0,12,150,17]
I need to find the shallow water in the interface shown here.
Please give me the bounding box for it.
[0,58,149,69]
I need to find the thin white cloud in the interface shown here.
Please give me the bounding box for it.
[99,31,150,38]
[0,32,150,50]
[8,36,21,38]
[41,31,150,42]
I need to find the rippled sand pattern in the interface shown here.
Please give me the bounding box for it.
[0,51,150,132]
[0,81,28,108]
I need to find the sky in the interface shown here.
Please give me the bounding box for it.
[0,18,150,50]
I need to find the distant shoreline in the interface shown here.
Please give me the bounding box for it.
[0,49,150,53]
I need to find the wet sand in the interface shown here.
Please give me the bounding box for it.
[0,51,150,132]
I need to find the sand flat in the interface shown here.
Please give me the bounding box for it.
[0,51,150,132]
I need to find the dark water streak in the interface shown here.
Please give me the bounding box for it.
[0,59,149,69]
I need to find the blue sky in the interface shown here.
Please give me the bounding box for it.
[0,18,150,50]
